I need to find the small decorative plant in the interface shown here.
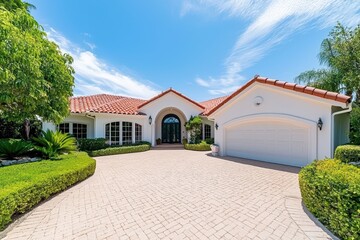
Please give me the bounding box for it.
[0,139,33,160]
[32,130,77,159]
[156,138,161,145]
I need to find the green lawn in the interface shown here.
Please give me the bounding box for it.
[0,152,96,230]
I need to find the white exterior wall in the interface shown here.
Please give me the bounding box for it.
[93,113,148,144]
[201,117,215,139]
[211,83,349,160]
[138,92,204,146]
[42,114,95,138]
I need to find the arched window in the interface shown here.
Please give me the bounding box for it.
[105,122,120,145]
[122,122,132,145]
[135,124,142,143]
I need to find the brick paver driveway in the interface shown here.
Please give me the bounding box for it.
[2,149,333,240]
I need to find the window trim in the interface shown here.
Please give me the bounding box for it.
[57,122,88,139]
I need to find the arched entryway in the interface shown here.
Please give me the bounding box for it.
[162,114,181,143]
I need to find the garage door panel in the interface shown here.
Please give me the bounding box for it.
[225,120,311,167]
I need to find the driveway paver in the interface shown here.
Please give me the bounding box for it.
[1,149,333,240]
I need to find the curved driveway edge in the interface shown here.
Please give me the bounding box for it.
[1,150,332,240]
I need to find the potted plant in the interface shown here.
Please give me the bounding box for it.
[156,138,161,145]
[210,144,219,156]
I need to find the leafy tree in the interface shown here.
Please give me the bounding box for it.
[296,23,360,145]
[0,1,74,124]
[350,104,360,145]
[0,118,42,139]
[295,23,360,101]
[185,116,202,144]
[0,0,34,12]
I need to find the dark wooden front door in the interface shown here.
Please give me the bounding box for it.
[162,114,181,143]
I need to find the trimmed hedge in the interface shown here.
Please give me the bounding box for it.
[89,144,150,157]
[184,143,211,151]
[77,138,108,151]
[334,145,360,163]
[0,152,96,230]
[299,159,360,240]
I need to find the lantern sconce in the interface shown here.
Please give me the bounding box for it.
[317,118,323,131]
[148,116,152,125]
[215,123,219,130]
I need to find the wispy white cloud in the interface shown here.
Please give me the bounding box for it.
[84,41,96,50]
[184,0,360,95]
[46,28,160,99]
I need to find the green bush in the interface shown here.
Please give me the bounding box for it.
[334,145,360,163]
[205,138,214,144]
[0,152,96,230]
[89,144,150,157]
[77,138,108,151]
[129,141,151,147]
[32,130,77,158]
[184,142,211,151]
[299,159,360,240]
[0,139,33,159]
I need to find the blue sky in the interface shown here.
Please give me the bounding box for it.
[29,0,360,101]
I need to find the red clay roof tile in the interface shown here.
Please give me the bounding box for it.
[137,88,205,109]
[199,96,228,116]
[283,82,296,90]
[70,94,146,115]
[69,76,350,116]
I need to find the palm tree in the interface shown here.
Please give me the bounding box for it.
[295,23,360,101]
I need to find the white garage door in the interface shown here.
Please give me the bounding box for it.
[225,119,312,167]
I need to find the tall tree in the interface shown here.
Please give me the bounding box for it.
[295,23,360,101]
[0,1,74,124]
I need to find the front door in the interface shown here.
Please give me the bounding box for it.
[162,114,181,143]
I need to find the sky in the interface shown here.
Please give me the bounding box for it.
[28,0,360,101]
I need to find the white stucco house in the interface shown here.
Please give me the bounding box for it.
[43,76,352,167]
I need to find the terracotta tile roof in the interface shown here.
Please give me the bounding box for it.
[70,94,146,115]
[70,76,350,116]
[137,88,205,109]
[199,96,228,115]
[206,76,352,116]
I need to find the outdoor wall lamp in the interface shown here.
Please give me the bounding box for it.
[215,123,219,130]
[148,116,152,125]
[317,118,323,131]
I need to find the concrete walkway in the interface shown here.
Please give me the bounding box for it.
[1,150,333,240]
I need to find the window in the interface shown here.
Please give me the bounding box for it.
[135,124,142,143]
[204,124,211,139]
[73,123,87,139]
[58,123,70,134]
[105,122,120,145]
[122,122,132,145]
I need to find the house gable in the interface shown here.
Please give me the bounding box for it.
[207,76,351,117]
[137,88,205,110]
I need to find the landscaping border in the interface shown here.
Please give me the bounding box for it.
[0,152,96,230]
[89,144,150,157]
